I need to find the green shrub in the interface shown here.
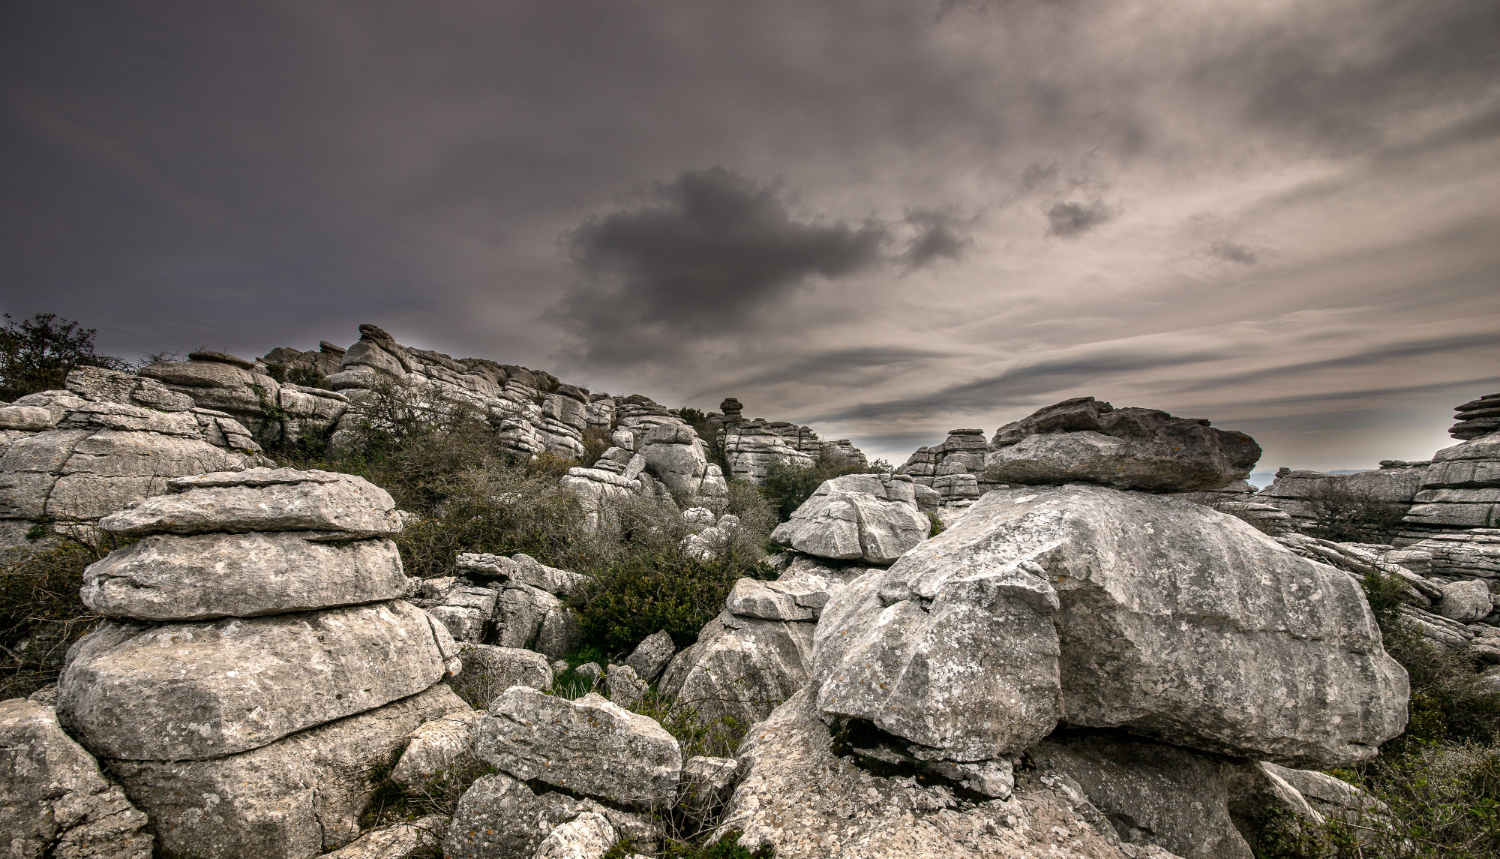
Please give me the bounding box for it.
[1306,484,1407,544]
[0,312,128,401]
[0,543,103,699]
[759,454,877,523]
[261,362,331,389]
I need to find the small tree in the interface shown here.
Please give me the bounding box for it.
[1306,484,1408,544]
[0,313,128,401]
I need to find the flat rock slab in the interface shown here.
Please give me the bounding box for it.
[391,708,483,788]
[624,629,677,683]
[0,699,154,859]
[58,600,448,760]
[717,687,1148,859]
[82,533,406,620]
[109,683,466,859]
[476,688,682,808]
[984,397,1261,492]
[98,469,400,537]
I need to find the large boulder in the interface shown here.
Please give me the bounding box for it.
[659,610,816,727]
[108,683,467,859]
[716,687,1163,859]
[0,698,154,859]
[476,688,682,808]
[813,486,1408,769]
[81,533,406,620]
[57,600,451,760]
[771,474,931,565]
[984,397,1260,492]
[97,468,401,538]
[444,773,661,859]
[1404,432,1500,531]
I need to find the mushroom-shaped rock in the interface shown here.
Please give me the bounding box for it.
[984,397,1261,492]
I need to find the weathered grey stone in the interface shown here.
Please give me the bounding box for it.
[0,404,60,430]
[678,755,739,823]
[815,486,1407,768]
[718,687,1154,859]
[109,683,466,859]
[495,583,561,649]
[1437,579,1493,621]
[58,600,450,760]
[606,663,648,708]
[660,610,815,727]
[537,604,582,660]
[458,643,555,698]
[98,468,400,537]
[0,698,154,859]
[813,558,1061,761]
[476,688,682,808]
[984,397,1261,492]
[455,551,591,596]
[533,812,616,859]
[390,708,482,788]
[81,533,405,620]
[725,576,817,621]
[1028,732,1253,859]
[322,815,447,859]
[1260,763,1385,819]
[444,773,654,859]
[771,474,930,564]
[625,630,677,683]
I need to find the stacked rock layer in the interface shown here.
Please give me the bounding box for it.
[0,366,267,548]
[55,468,467,859]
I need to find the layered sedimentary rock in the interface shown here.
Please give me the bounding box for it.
[812,487,1408,769]
[983,397,1261,492]
[1403,431,1500,533]
[1450,392,1500,440]
[770,473,931,565]
[0,367,264,547]
[720,397,867,484]
[898,428,994,504]
[54,468,467,859]
[1256,462,1430,530]
[660,554,869,726]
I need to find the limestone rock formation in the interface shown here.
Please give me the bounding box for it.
[444,773,662,859]
[661,555,870,726]
[812,486,1408,769]
[898,427,994,505]
[1450,392,1500,440]
[716,687,1176,859]
[390,708,483,788]
[455,643,555,699]
[476,687,683,808]
[770,473,931,564]
[0,368,266,547]
[97,467,402,537]
[53,469,468,858]
[0,698,154,859]
[720,397,867,484]
[1404,431,1500,532]
[322,815,446,859]
[81,531,406,620]
[624,629,678,682]
[109,684,466,859]
[1256,462,1429,530]
[983,398,1261,492]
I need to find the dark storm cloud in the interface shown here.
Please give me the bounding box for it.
[1210,240,1259,265]
[900,208,973,268]
[555,167,967,363]
[1045,200,1115,238]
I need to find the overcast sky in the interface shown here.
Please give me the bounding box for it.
[4,0,1498,471]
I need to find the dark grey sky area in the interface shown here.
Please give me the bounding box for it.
[3,0,1498,470]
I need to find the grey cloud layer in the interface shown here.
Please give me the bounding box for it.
[1,0,1496,470]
